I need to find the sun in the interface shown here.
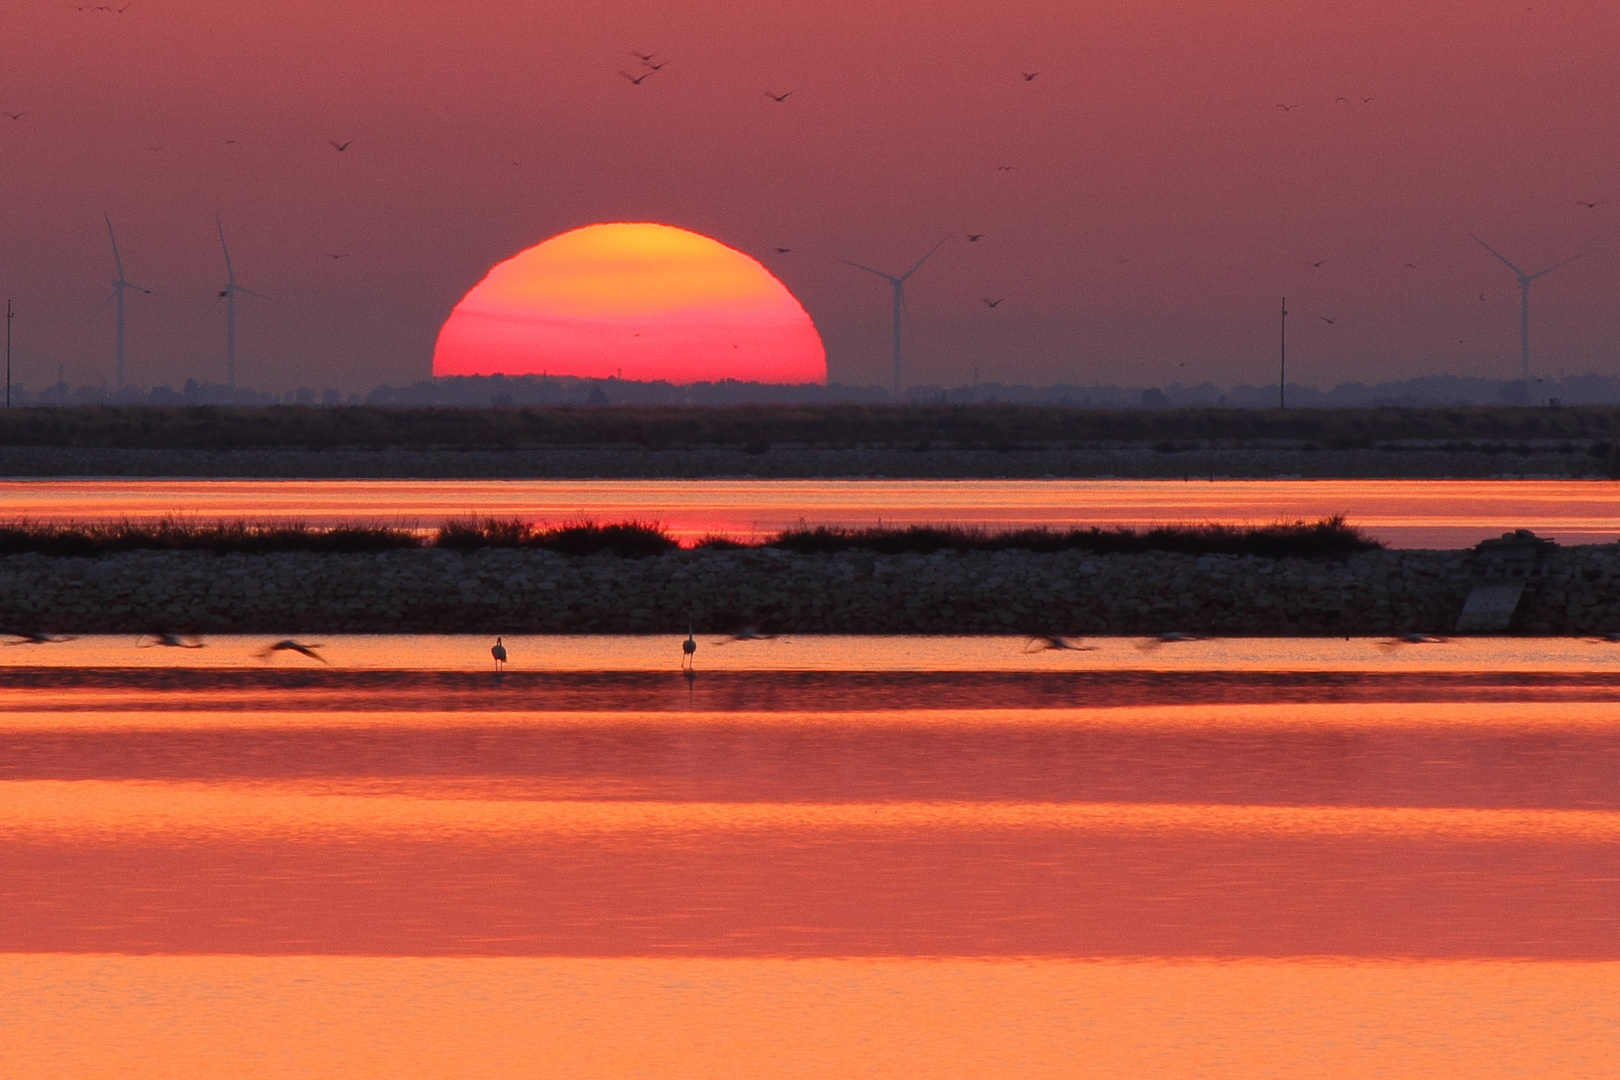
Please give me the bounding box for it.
[432,223,826,384]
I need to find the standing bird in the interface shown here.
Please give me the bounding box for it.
[492,637,507,670]
[682,623,697,669]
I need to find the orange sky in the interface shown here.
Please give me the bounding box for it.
[0,0,1616,391]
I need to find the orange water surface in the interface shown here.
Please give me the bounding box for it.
[3,637,1617,1075]
[2,477,1617,547]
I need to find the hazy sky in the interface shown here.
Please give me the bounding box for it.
[1,0,1617,392]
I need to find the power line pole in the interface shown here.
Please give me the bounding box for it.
[1279,297,1287,409]
[5,300,11,408]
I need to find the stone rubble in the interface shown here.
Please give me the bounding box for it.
[1,545,1615,635]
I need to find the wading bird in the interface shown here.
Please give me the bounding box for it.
[259,639,328,664]
[492,637,507,670]
[682,624,697,668]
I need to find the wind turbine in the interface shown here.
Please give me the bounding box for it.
[1470,234,1583,383]
[215,215,268,388]
[103,214,150,390]
[843,235,951,398]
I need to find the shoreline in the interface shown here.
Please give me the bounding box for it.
[3,544,1613,637]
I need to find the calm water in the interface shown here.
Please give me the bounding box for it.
[4,477,1620,547]
[3,636,1617,1076]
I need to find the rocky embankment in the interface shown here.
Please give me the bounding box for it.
[0,442,1613,479]
[2,544,1615,636]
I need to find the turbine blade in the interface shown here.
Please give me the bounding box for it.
[216,215,236,284]
[899,234,953,280]
[1470,234,1526,279]
[105,213,125,278]
[1528,251,1585,280]
[841,258,899,282]
[96,289,117,314]
[900,284,915,338]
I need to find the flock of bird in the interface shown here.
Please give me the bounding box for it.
[9,629,1620,668]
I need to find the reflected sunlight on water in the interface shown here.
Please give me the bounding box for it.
[4,635,1617,1075]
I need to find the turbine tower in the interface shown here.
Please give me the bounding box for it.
[103,214,150,391]
[843,235,951,398]
[216,215,267,388]
[1471,235,1583,384]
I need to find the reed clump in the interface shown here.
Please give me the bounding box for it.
[0,515,1379,558]
[768,515,1379,558]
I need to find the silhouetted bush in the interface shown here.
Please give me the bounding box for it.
[0,519,419,557]
[770,516,1378,558]
[434,518,677,558]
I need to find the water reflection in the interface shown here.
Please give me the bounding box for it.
[2,477,1618,547]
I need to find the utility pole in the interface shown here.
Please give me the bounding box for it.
[1279,297,1287,409]
[5,300,11,407]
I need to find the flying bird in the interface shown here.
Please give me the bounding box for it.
[1021,72,1041,81]
[1335,96,1349,102]
[774,247,792,254]
[764,90,794,102]
[1277,104,1299,111]
[982,298,1004,308]
[631,51,655,61]
[643,61,667,71]
[1577,200,1604,209]
[1404,263,1416,269]
[5,632,74,645]
[1025,635,1093,652]
[1321,317,1335,324]
[1310,260,1326,268]
[1361,97,1375,103]
[139,633,205,649]
[326,253,348,260]
[258,639,329,664]
[620,70,655,85]
[966,234,984,242]
[329,140,352,151]
[1,112,22,121]
[996,165,1017,171]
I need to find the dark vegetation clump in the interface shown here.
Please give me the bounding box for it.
[0,519,418,557]
[434,518,678,558]
[0,515,1377,558]
[770,516,1379,559]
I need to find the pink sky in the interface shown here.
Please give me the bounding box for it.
[0,0,1616,392]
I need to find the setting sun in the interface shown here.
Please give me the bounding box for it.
[432,223,826,384]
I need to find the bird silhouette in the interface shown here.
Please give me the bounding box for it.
[1277,104,1299,111]
[259,639,328,664]
[1025,635,1094,652]
[1,112,22,121]
[764,90,794,102]
[1360,96,1375,103]
[491,637,507,670]
[1577,200,1604,209]
[1404,263,1416,269]
[1335,96,1348,102]
[966,234,984,242]
[1137,631,1203,651]
[631,51,655,62]
[982,298,1004,308]
[682,623,697,668]
[643,61,667,71]
[621,70,656,85]
[139,633,205,649]
[775,247,792,254]
[1311,260,1326,268]
[329,140,353,151]
[326,253,348,260]
[1378,632,1446,652]
[1021,72,1041,81]
[5,632,74,645]
[1321,317,1336,324]
[996,165,1017,171]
